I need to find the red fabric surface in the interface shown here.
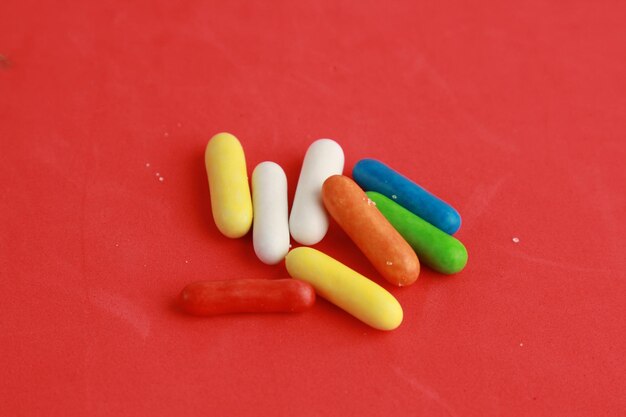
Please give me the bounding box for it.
[1,1,625,416]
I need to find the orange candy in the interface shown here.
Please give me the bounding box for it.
[322,175,420,287]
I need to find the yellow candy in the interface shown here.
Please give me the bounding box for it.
[205,132,253,238]
[285,247,403,330]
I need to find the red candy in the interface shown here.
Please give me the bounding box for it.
[179,279,316,316]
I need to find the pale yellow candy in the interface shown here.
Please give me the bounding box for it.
[205,133,253,238]
[285,247,403,330]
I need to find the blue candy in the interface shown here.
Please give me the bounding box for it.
[352,159,461,235]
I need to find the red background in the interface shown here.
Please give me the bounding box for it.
[1,1,625,416]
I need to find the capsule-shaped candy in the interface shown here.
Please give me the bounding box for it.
[353,159,461,235]
[367,192,468,274]
[322,175,420,287]
[285,247,403,330]
[252,162,290,264]
[179,279,316,316]
[289,139,344,245]
[205,133,253,238]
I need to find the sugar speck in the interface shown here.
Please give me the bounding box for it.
[158,176,164,182]
[512,237,520,243]
[367,198,376,206]
[145,163,150,167]
[520,342,524,347]
[155,172,160,177]
[391,194,397,200]
[386,261,393,266]
[176,122,182,127]
[163,132,169,137]
[115,243,119,247]
[185,260,189,264]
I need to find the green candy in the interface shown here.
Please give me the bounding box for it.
[366,191,468,274]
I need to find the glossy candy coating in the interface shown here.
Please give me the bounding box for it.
[252,162,290,264]
[285,247,403,331]
[352,159,461,235]
[322,175,419,287]
[205,132,253,238]
[289,139,344,245]
[367,192,468,274]
[179,279,315,316]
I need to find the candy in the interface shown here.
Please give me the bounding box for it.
[285,247,403,330]
[322,175,420,287]
[179,279,315,316]
[352,159,461,235]
[204,132,253,238]
[252,162,290,265]
[367,192,468,274]
[289,139,344,245]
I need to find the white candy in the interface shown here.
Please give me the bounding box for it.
[252,162,290,264]
[289,139,344,245]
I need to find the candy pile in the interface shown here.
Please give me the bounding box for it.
[178,132,468,330]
